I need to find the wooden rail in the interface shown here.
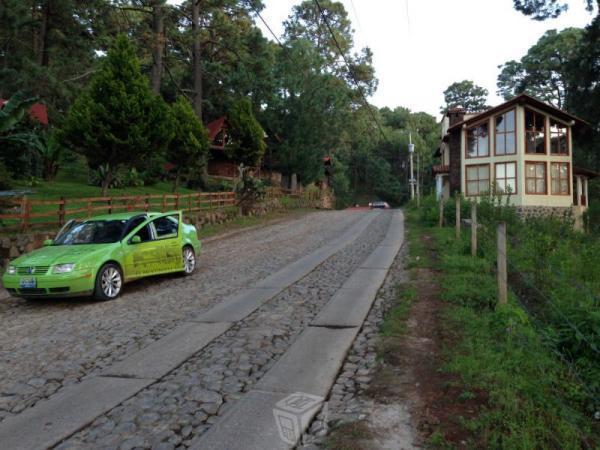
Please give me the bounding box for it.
[0,191,237,232]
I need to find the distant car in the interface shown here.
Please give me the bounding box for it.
[369,201,390,209]
[2,211,201,301]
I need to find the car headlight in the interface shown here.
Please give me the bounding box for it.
[7,265,16,275]
[53,263,75,274]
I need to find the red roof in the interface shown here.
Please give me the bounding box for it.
[0,99,48,126]
[206,116,226,141]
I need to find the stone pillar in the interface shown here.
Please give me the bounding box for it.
[584,177,589,207]
[576,176,582,206]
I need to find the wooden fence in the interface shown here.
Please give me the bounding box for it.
[0,191,237,232]
[0,187,313,233]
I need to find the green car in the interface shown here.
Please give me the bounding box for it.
[2,211,201,301]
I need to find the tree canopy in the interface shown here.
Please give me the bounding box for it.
[441,80,489,114]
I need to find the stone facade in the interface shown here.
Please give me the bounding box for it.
[515,205,573,219]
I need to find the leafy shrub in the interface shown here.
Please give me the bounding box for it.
[441,271,497,310]
[123,168,144,187]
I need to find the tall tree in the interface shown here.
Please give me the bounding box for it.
[166,97,209,191]
[60,35,172,195]
[150,0,167,94]
[226,97,266,166]
[512,0,596,20]
[191,0,203,120]
[441,80,489,114]
[497,28,584,108]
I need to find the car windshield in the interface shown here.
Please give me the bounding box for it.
[53,220,128,245]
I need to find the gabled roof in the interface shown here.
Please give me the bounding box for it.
[0,99,49,125]
[206,116,226,141]
[447,93,588,132]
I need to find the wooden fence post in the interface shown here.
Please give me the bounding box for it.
[455,194,461,239]
[58,196,66,226]
[471,202,477,257]
[175,193,180,210]
[438,198,444,228]
[144,195,150,212]
[497,222,508,305]
[108,197,113,214]
[20,196,29,231]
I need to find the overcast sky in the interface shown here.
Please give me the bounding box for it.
[170,0,595,118]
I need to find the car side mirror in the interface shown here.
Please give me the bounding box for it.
[43,239,53,246]
[130,235,142,245]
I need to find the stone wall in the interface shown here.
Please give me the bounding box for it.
[515,205,573,220]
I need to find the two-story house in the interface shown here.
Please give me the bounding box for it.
[434,94,596,218]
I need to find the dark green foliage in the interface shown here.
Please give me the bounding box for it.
[226,98,266,166]
[60,35,172,195]
[441,80,489,114]
[512,0,595,20]
[167,97,210,191]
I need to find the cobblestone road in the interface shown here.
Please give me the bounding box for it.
[0,211,373,423]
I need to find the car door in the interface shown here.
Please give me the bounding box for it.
[148,212,183,273]
[122,220,162,279]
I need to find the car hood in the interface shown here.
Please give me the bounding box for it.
[10,244,115,267]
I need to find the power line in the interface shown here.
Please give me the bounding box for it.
[249,4,283,47]
[313,0,391,145]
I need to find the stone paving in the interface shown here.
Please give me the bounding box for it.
[54,212,392,449]
[0,211,368,423]
[300,241,409,448]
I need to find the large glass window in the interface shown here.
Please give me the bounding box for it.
[551,162,570,195]
[494,109,516,155]
[550,119,569,155]
[466,123,489,158]
[525,109,546,154]
[152,215,179,239]
[465,164,490,196]
[495,162,517,194]
[525,162,547,194]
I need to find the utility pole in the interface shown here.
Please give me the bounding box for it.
[408,133,415,200]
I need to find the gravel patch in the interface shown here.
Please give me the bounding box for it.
[0,211,367,422]
[56,212,393,449]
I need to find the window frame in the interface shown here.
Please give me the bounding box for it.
[549,118,570,156]
[465,120,490,159]
[525,161,548,195]
[494,161,518,195]
[465,163,491,197]
[524,108,547,155]
[550,161,571,196]
[150,214,180,241]
[493,108,517,156]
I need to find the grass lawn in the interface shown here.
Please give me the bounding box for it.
[404,208,598,449]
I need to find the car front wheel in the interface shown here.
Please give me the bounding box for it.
[94,263,123,301]
[183,246,196,275]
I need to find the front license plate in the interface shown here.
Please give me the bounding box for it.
[19,277,37,288]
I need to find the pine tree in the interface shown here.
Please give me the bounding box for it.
[166,97,210,192]
[226,98,266,166]
[60,34,172,195]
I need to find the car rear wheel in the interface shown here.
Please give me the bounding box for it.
[94,263,123,301]
[183,246,196,275]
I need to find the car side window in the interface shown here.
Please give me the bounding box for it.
[124,216,146,236]
[134,224,153,243]
[152,215,179,239]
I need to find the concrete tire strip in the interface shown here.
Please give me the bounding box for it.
[0,211,380,450]
[190,210,405,450]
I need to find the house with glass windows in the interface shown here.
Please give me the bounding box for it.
[434,94,596,219]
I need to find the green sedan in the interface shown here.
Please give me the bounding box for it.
[2,211,201,301]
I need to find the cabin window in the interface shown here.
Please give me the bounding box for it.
[465,164,490,196]
[525,109,546,154]
[494,109,516,155]
[525,162,547,194]
[550,119,569,155]
[495,162,516,194]
[466,123,489,158]
[550,162,570,195]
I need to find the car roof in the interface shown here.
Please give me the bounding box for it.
[87,212,154,221]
